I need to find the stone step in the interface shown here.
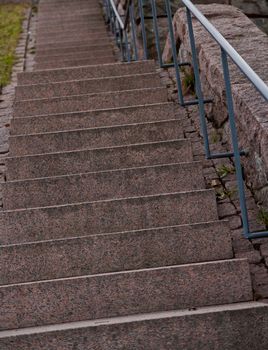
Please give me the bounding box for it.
[35,56,116,70]
[9,119,182,156]
[5,139,192,181]
[15,73,161,101]
[37,21,105,31]
[0,190,217,244]
[10,103,176,135]
[18,61,156,85]
[36,23,107,34]
[35,51,114,64]
[37,15,103,22]
[39,0,101,4]
[37,12,104,21]
[35,43,113,54]
[35,43,113,57]
[36,31,110,43]
[14,87,167,117]
[39,1,100,7]
[36,38,110,49]
[38,7,101,12]
[36,32,110,44]
[1,302,267,350]
[38,7,102,12]
[0,221,232,285]
[3,162,203,209]
[0,259,252,331]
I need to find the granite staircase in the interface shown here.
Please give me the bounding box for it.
[0,0,268,348]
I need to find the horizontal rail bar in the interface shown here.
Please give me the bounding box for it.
[183,98,213,106]
[182,0,268,101]
[247,231,268,239]
[208,150,247,160]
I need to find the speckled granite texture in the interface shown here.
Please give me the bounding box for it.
[3,162,204,209]
[17,61,156,85]
[14,88,168,117]
[5,139,192,180]
[10,103,176,135]
[1,0,267,347]
[15,72,161,100]
[0,190,218,244]
[0,259,252,330]
[1,303,268,350]
[9,119,183,156]
[0,221,232,284]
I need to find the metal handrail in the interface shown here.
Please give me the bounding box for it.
[109,0,124,29]
[182,0,268,101]
[103,0,268,240]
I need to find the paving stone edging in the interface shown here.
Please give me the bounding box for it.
[0,5,36,206]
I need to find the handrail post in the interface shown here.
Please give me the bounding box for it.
[130,2,138,61]
[221,48,250,238]
[107,1,113,32]
[150,0,163,67]
[164,0,184,105]
[186,8,211,158]
[124,30,131,62]
[138,0,148,60]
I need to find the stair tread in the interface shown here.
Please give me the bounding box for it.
[17,61,156,85]
[3,161,204,209]
[0,259,252,330]
[0,190,218,244]
[5,139,192,180]
[0,220,232,285]
[0,301,266,338]
[15,72,162,101]
[9,119,183,156]
[14,87,168,117]
[10,102,177,135]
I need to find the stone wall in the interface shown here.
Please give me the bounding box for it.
[162,4,268,205]
[232,0,268,16]
[122,1,231,58]
[117,0,268,61]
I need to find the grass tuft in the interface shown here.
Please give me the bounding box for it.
[0,4,27,89]
[257,208,268,228]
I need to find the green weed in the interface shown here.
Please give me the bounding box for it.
[216,164,235,179]
[257,208,268,228]
[0,4,27,88]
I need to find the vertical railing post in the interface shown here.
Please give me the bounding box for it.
[150,0,163,66]
[124,29,131,62]
[138,0,148,60]
[221,48,250,238]
[186,8,210,158]
[164,0,184,105]
[107,1,113,32]
[112,11,116,36]
[115,20,124,61]
[130,2,138,61]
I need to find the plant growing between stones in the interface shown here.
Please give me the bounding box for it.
[181,66,195,95]
[216,164,235,179]
[210,130,220,144]
[257,208,268,228]
[216,187,237,200]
